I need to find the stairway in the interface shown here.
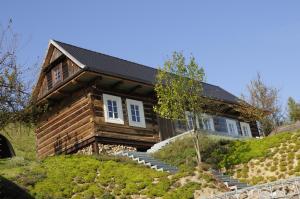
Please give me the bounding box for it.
[210,169,249,191]
[117,151,178,173]
[147,130,193,153]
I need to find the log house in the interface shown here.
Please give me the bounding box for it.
[32,40,260,158]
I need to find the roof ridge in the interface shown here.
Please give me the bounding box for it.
[53,39,158,72]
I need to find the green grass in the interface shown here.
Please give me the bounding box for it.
[1,155,223,198]
[153,134,234,170]
[1,123,36,161]
[0,124,225,198]
[154,131,300,169]
[0,124,37,180]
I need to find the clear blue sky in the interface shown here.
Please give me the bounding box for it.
[2,1,300,110]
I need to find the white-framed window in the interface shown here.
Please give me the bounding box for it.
[226,119,238,136]
[186,111,195,130]
[103,94,124,124]
[185,111,202,130]
[126,99,146,128]
[200,114,215,131]
[240,122,252,137]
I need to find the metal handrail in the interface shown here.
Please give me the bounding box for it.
[208,176,300,199]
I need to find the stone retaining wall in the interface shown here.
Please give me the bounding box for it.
[77,144,136,155]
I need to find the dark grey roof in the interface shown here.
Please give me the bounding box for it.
[54,40,240,104]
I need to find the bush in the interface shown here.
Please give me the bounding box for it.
[270,165,277,172]
[250,176,264,185]
[163,182,201,199]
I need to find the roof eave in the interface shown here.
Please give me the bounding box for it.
[50,39,86,69]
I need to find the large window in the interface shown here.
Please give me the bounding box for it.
[201,115,215,131]
[185,111,195,130]
[103,94,124,124]
[240,122,252,137]
[126,99,146,128]
[226,119,238,136]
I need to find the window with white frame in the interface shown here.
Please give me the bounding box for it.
[240,122,252,137]
[226,119,238,135]
[126,99,146,128]
[185,111,195,130]
[200,114,215,132]
[103,94,124,124]
[185,111,199,130]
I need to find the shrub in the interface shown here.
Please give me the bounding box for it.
[265,162,272,167]
[288,153,295,160]
[163,182,201,199]
[250,176,264,185]
[268,176,277,182]
[270,166,277,172]
[144,177,171,197]
[280,165,287,172]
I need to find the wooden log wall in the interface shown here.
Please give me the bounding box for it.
[36,89,94,158]
[91,88,160,148]
[37,56,81,100]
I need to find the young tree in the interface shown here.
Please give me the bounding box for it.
[154,52,206,165]
[241,73,282,136]
[0,20,35,129]
[287,97,300,122]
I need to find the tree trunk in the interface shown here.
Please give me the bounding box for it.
[192,114,202,166]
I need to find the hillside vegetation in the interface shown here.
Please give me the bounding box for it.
[0,125,226,199]
[154,131,300,185]
[3,123,299,198]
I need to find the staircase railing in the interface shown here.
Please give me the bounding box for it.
[209,176,300,199]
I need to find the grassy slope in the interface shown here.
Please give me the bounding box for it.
[2,124,36,160]
[0,124,36,179]
[1,125,225,199]
[154,131,300,186]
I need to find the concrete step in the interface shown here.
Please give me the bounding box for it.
[118,151,178,173]
[209,169,250,190]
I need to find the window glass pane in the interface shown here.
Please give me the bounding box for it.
[136,116,140,122]
[108,111,113,118]
[113,101,117,107]
[114,112,118,118]
[113,106,118,113]
[203,118,211,130]
[132,115,136,122]
[108,106,113,113]
[131,109,135,116]
[107,100,112,107]
[135,109,140,118]
[188,115,193,130]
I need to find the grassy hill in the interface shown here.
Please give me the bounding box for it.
[0,125,226,199]
[3,123,299,198]
[154,131,300,185]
